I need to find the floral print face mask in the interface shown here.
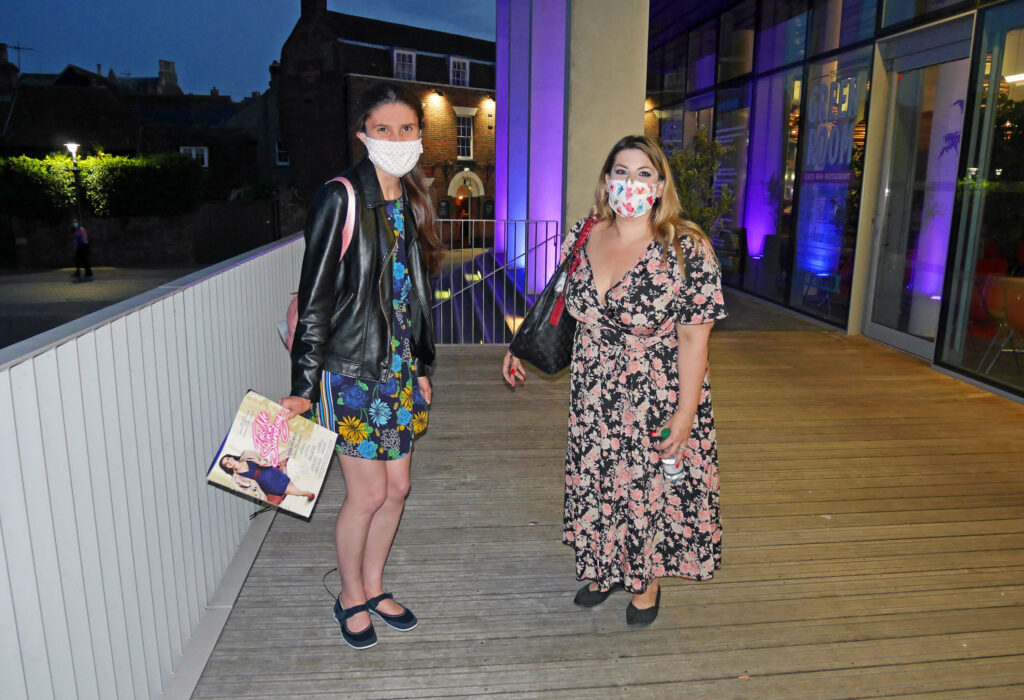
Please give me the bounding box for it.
[606,179,659,219]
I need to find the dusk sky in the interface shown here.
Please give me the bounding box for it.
[4,0,496,99]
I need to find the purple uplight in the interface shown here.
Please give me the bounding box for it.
[494,0,567,287]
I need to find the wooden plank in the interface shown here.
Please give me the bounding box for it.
[192,333,1024,698]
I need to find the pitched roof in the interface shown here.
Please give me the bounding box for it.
[1,84,141,153]
[326,12,495,62]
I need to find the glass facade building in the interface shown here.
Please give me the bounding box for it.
[647,0,1024,399]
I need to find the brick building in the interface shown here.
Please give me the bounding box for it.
[278,0,496,218]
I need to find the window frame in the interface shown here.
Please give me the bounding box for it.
[393,49,416,81]
[275,140,290,166]
[450,57,470,86]
[456,114,474,159]
[179,145,209,168]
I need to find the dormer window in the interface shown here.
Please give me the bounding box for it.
[450,57,469,86]
[394,50,415,81]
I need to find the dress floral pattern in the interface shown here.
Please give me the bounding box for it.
[561,217,727,593]
[313,199,429,460]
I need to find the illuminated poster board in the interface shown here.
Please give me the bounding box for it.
[792,46,872,323]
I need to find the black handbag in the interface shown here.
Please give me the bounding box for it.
[508,218,596,374]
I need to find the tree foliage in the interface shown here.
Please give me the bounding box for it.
[665,130,736,236]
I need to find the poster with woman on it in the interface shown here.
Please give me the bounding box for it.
[208,391,336,520]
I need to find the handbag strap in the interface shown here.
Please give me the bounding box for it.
[566,217,597,275]
[326,176,356,261]
[547,218,598,326]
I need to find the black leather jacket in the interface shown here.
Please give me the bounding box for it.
[290,157,435,400]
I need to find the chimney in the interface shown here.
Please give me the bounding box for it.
[97,63,102,75]
[0,44,8,64]
[301,0,327,17]
[252,91,260,98]
[210,86,219,96]
[158,59,179,91]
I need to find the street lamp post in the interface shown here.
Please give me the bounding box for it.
[64,142,84,224]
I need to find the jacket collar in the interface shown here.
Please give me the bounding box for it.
[354,156,406,209]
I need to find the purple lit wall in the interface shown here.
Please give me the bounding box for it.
[527,0,566,292]
[495,0,567,286]
[907,58,970,335]
[744,72,788,259]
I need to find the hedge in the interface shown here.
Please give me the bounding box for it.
[0,155,76,220]
[0,152,202,219]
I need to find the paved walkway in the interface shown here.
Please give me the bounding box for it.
[0,266,202,349]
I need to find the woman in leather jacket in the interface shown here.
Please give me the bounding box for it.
[280,82,442,650]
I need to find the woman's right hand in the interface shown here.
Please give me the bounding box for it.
[278,395,312,420]
[502,351,526,387]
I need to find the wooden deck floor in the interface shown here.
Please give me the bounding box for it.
[194,331,1024,699]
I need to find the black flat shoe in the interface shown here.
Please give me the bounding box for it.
[367,592,418,631]
[573,581,622,608]
[333,599,377,649]
[626,585,661,626]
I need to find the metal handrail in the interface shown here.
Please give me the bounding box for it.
[431,218,559,344]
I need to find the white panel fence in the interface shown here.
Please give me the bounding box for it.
[0,236,304,699]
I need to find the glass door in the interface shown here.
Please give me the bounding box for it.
[865,17,973,358]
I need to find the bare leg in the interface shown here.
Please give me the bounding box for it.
[631,578,660,609]
[361,453,412,616]
[336,454,387,632]
[282,481,314,499]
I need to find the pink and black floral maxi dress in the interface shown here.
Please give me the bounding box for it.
[561,218,728,593]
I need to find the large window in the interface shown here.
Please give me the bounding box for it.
[938,0,1024,395]
[715,84,751,228]
[688,21,717,93]
[791,45,871,324]
[882,0,968,28]
[662,35,688,99]
[450,58,469,87]
[809,0,876,56]
[457,115,474,159]
[744,67,802,302]
[394,50,415,81]
[683,92,715,148]
[719,0,755,82]
[757,0,808,71]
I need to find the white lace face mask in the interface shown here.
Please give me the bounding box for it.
[363,136,423,177]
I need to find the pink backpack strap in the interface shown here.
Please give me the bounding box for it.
[326,176,356,261]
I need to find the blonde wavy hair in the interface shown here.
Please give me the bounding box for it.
[590,135,710,272]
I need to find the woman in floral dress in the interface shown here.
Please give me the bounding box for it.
[280,83,439,650]
[503,135,726,625]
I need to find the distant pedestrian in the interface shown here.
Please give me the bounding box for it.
[71,221,93,280]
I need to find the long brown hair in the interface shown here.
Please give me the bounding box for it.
[354,82,443,273]
[590,135,710,272]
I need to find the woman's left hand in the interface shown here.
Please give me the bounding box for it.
[417,375,432,405]
[653,411,691,460]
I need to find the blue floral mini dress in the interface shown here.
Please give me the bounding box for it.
[312,199,429,460]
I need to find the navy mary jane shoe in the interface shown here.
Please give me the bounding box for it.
[333,599,377,649]
[366,592,418,631]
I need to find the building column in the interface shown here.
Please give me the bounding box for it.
[495,0,649,289]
